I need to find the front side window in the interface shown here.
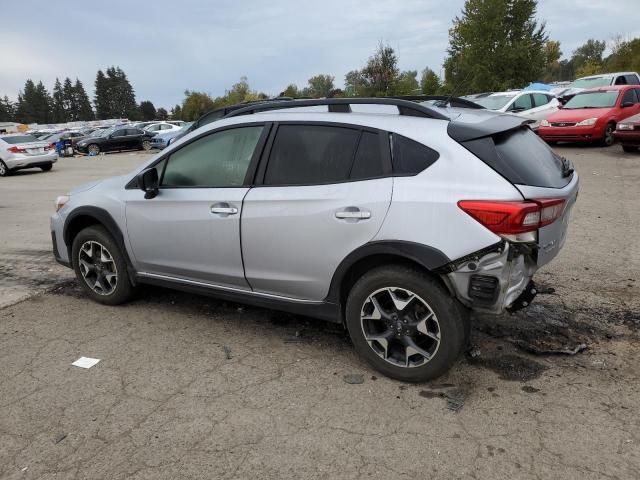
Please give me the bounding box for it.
[264,125,360,185]
[161,126,263,187]
[510,94,533,111]
[474,95,516,110]
[532,93,550,107]
[622,89,639,104]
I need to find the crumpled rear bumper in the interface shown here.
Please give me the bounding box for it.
[441,242,538,314]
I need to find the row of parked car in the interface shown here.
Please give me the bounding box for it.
[464,72,640,150]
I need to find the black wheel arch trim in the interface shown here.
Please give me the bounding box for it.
[63,206,137,284]
[325,240,451,304]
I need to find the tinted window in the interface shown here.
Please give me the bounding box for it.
[264,125,360,185]
[622,89,638,104]
[112,129,126,137]
[511,94,533,111]
[126,129,140,136]
[614,76,627,85]
[162,126,263,187]
[160,124,172,130]
[626,75,640,85]
[392,134,439,175]
[350,132,385,180]
[532,93,550,107]
[1,135,38,144]
[148,125,160,131]
[462,127,569,189]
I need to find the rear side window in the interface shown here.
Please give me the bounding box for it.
[532,93,550,107]
[625,75,640,85]
[462,127,569,188]
[264,125,360,185]
[350,132,385,180]
[391,134,439,175]
[1,135,37,144]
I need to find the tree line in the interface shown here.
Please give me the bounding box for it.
[2,0,640,125]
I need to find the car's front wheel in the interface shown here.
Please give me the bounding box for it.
[345,265,469,382]
[141,140,152,151]
[87,144,100,155]
[0,160,10,177]
[71,226,134,305]
[602,122,616,147]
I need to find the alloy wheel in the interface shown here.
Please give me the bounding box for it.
[360,287,441,368]
[604,124,615,146]
[142,140,151,150]
[88,144,100,155]
[0,161,6,176]
[78,241,118,295]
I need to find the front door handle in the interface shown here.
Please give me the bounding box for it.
[210,202,238,216]
[335,207,371,220]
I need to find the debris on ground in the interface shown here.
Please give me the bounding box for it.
[467,345,482,358]
[71,357,100,369]
[521,386,541,393]
[419,385,468,412]
[222,345,232,360]
[514,340,588,356]
[343,373,364,384]
[54,433,67,444]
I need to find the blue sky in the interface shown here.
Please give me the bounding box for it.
[3,0,639,109]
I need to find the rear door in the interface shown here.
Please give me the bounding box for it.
[125,124,268,288]
[241,123,393,301]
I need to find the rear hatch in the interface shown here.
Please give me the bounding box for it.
[448,112,579,266]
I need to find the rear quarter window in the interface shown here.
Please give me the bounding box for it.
[391,134,439,175]
[462,127,570,188]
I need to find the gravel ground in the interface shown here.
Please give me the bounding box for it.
[0,146,639,479]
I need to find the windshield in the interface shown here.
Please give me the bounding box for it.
[1,135,38,144]
[473,95,515,110]
[564,91,619,109]
[570,77,613,88]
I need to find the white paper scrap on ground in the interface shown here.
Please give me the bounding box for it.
[72,357,101,369]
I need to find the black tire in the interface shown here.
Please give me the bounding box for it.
[345,265,469,382]
[0,160,10,177]
[71,225,134,305]
[601,122,616,147]
[40,163,53,172]
[622,145,638,153]
[141,139,152,151]
[87,144,100,155]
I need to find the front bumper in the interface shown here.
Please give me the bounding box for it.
[6,152,57,169]
[613,130,640,146]
[50,213,71,267]
[538,125,603,142]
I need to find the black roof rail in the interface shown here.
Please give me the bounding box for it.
[388,95,485,109]
[224,97,450,120]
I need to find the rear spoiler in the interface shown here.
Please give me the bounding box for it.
[447,113,533,142]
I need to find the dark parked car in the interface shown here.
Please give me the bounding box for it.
[613,113,640,152]
[74,127,154,155]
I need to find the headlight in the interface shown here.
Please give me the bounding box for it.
[576,117,598,126]
[617,123,634,130]
[540,119,550,127]
[54,195,70,212]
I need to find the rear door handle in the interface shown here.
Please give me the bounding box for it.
[335,208,371,220]
[210,202,238,216]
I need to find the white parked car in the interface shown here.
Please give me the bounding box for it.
[553,72,640,101]
[471,90,560,129]
[0,133,57,176]
[144,122,183,134]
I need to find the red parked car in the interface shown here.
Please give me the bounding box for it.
[538,85,640,146]
[613,113,640,152]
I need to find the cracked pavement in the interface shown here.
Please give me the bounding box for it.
[0,147,639,479]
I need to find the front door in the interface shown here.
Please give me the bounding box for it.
[125,124,267,288]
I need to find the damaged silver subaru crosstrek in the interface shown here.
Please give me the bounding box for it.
[50,98,578,382]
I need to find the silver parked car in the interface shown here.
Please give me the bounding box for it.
[0,134,58,176]
[50,98,579,381]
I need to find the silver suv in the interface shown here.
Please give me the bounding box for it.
[50,98,579,381]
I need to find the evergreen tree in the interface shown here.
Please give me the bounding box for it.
[420,68,442,94]
[51,78,67,123]
[33,81,52,123]
[63,77,77,120]
[94,69,110,119]
[0,96,15,122]
[139,101,156,120]
[74,79,94,121]
[156,107,168,120]
[444,0,548,93]
[170,104,182,119]
[16,80,51,124]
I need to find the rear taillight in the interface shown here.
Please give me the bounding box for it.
[7,146,26,153]
[458,198,565,240]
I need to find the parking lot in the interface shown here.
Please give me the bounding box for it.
[1,148,639,479]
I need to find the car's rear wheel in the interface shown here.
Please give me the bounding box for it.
[345,265,469,382]
[602,122,616,147]
[40,163,53,172]
[622,145,638,153]
[141,140,152,151]
[0,160,10,177]
[71,226,134,305]
[87,144,100,155]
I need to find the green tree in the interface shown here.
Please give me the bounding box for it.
[392,70,419,95]
[156,107,168,120]
[94,67,138,119]
[0,96,15,122]
[575,61,603,78]
[63,77,77,120]
[444,0,548,93]
[571,39,606,72]
[542,40,562,82]
[181,90,216,121]
[94,70,109,119]
[605,37,640,73]
[139,101,156,120]
[306,74,335,98]
[51,78,67,123]
[170,104,182,119]
[344,43,399,96]
[16,80,51,124]
[420,68,442,94]
[280,84,302,98]
[74,79,94,121]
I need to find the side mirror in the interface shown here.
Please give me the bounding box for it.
[621,101,634,108]
[137,168,159,199]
